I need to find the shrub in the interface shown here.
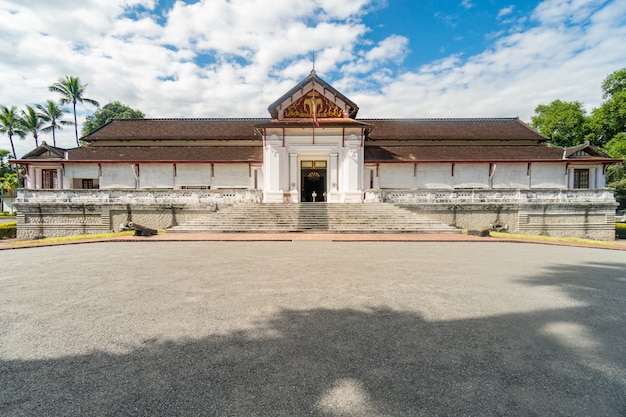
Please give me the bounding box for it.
[0,222,16,239]
[617,223,626,239]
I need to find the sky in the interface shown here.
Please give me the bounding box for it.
[1,0,625,157]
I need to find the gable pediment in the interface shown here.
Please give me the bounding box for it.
[268,71,359,120]
[283,89,344,119]
[20,142,66,160]
[564,141,611,159]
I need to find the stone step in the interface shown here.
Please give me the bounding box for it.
[167,203,461,234]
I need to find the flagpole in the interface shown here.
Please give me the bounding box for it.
[311,78,319,127]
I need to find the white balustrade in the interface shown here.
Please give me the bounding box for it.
[16,188,263,205]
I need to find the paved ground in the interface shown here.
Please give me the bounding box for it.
[2,231,626,251]
[1,241,625,416]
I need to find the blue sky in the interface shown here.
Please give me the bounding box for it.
[0,0,625,157]
[362,1,537,67]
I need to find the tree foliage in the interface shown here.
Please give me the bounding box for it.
[530,68,626,198]
[0,149,12,178]
[36,100,73,147]
[601,68,626,99]
[531,68,626,150]
[82,101,144,136]
[0,172,19,194]
[0,105,26,160]
[19,105,44,148]
[530,100,589,147]
[49,75,99,147]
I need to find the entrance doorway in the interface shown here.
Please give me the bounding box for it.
[301,160,327,202]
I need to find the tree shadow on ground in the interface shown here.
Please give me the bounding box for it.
[1,264,625,416]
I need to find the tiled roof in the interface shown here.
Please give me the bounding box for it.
[360,118,547,142]
[563,141,612,158]
[67,146,262,162]
[365,145,566,162]
[83,118,267,142]
[19,141,66,159]
[83,117,547,143]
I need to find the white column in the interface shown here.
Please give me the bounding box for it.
[289,153,298,192]
[590,167,597,189]
[26,166,35,189]
[57,168,63,189]
[330,153,338,191]
[289,153,299,203]
[567,167,573,189]
[262,143,284,202]
[596,167,606,188]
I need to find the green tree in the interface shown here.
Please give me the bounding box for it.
[36,100,73,147]
[0,105,26,161]
[601,68,626,99]
[82,101,144,136]
[0,171,19,213]
[49,76,99,147]
[603,132,626,204]
[19,105,44,148]
[0,149,12,178]
[604,132,626,159]
[0,172,18,194]
[589,69,626,146]
[530,100,589,147]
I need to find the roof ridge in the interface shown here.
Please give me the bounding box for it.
[112,117,272,121]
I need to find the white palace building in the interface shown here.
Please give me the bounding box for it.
[13,71,621,240]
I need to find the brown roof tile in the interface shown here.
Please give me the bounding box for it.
[83,117,547,143]
[361,118,547,142]
[84,118,267,142]
[67,146,262,162]
[365,145,565,162]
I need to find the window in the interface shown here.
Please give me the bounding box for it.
[82,179,95,189]
[573,169,589,189]
[42,169,57,189]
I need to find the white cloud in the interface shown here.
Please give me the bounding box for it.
[461,0,474,10]
[365,35,410,63]
[354,0,626,119]
[497,5,515,19]
[533,0,607,25]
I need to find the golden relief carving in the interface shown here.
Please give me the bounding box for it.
[283,90,344,119]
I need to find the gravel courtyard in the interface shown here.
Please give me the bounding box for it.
[1,241,625,416]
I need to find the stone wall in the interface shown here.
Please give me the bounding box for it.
[379,188,618,241]
[14,203,219,240]
[398,203,617,241]
[14,189,262,240]
[13,188,619,241]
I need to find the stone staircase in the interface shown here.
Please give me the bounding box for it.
[166,203,461,234]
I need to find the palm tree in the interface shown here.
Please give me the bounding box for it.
[0,172,18,194]
[49,76,99,147]
[36,100,72,147]
[0,171,19,213]
[0,105,26,161]
[20,105,44,148]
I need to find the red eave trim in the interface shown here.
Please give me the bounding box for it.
[364,158,621,164]
[14,159,263,164]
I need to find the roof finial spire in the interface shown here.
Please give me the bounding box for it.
[311,51,316,75]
